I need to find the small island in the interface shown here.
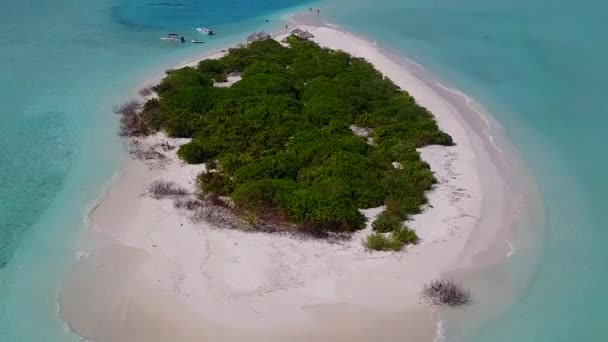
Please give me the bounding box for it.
[123,35,453,251]
[62,24,492,342]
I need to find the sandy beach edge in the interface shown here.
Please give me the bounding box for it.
[58,15,533,342]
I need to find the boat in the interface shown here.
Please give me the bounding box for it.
[160,33,185,43]
[196,27,214,36]
[191,39,204,44]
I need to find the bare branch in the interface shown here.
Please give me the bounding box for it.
[146,180,189,199]
[422,279,471,307]
[174,197,202,210]
[113,100,141,116]
[138,86,155,97]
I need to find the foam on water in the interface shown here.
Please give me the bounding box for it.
[434,319,447,342]
[434,81,503,155]
[504,240,515,258]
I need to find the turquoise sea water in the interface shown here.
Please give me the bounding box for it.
[0,0,313,340]
[324,0,608,340]
[1,0,607,341]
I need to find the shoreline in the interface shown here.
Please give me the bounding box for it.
[59,17,531,342]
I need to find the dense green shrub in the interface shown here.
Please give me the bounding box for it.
[161,109,203,138]
[143,38,452,236]
[197,171,234,196]
[219,153,254,174]
[197,59,227,80]
[384,195,405,218]
[154,67,213,94]
[232,178,295,214]
[280,183,366,231]
[177,139,216,164]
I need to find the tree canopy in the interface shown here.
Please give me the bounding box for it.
[139,36,453,240]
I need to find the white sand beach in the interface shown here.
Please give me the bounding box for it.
[60,19,518,342]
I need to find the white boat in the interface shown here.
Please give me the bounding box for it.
[191,39,204,44]
[160,33,184,43]
[196,27,214,36]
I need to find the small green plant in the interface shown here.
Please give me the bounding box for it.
[241,211,257,231]
[364,232,402,251]
[372,211,402,233]
[391,226,419,245]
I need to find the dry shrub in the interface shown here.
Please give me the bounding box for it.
[185,198,342,242]
[422,279,471,307]
[174,197,201,210]
[124,140,165,160]
[189,198,298,234]
[146,180,188,199]
[205,159,218,170]
[207,195,229,207]
[123,140,169,170]
[138,86,155,97]
[190,201,243,229]
[156,141,175,151]
[113,100,141,116]
[113,100,149,137]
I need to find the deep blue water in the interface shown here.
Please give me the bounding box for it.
[1,0,607,340]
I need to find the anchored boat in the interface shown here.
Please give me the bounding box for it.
[196,27,214,36]
[160,33,185,43]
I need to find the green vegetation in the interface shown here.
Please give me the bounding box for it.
[372,211,402,233]
[391,226,419,245]
[136,36,453,239]
[363,225,418,251]
[364,232,402,251]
